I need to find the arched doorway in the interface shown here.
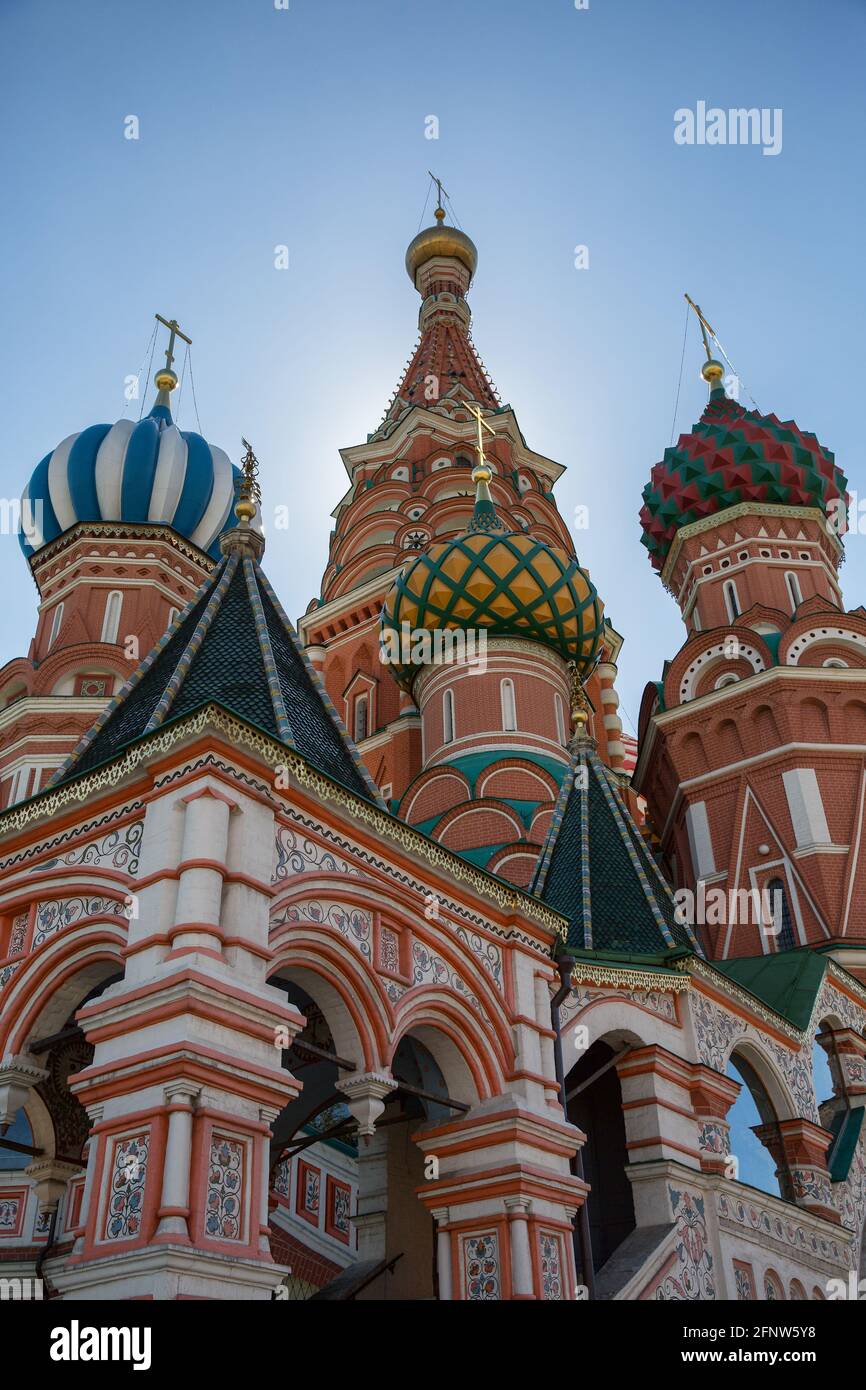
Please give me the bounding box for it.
[566,1038,636,1274]
[0,965,122,1263]
[266,967,473,1300]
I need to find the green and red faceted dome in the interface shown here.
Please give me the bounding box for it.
[381,520,604,691]
[639,385,847,572]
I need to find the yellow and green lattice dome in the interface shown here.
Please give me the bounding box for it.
[381,495,604,690]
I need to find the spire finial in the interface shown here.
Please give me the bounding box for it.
[684,294,725,393]
[567,661,593,747]
[220,437,265,560]
[236,437,262,525]
[153,313,192,400]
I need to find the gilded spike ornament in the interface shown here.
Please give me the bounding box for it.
[220,436,265,560]
[568,660,593,747]
[237,437,263,522]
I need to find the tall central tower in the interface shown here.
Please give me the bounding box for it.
[299,205,632,840]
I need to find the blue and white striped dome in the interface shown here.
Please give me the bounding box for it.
[19,398,241,562]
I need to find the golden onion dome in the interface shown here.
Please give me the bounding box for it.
[405,210,478,283]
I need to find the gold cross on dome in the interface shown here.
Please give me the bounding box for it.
[466,401,496,475]
[684,294,716,363]
[428,170,449,221]
[155,313,192,374]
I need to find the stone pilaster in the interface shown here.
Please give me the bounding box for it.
[753,1118,839,1225]
[415,1099,585,1301]
[688,1063,741,1176]
[50,765,305,1300]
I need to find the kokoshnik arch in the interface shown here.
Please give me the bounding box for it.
[0,199,865,1302]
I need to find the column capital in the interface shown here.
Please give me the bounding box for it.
[163,1080,201,1105]
[0,1055,49,1126]
[688,1062,741,1118]
[504,1195,533,1218]
[24,1157,81,1208]
[337,1071,396,1137]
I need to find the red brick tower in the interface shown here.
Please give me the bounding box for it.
[299,203,632,838]
[634,333,866,974]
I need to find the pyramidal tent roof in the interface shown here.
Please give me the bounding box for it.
[48,551,384,805]
[530,743,701,958]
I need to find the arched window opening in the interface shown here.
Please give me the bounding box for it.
[811,1025,836,1118]
[0,1108,34,1171]
[442,689,455,744]
[167,605,180,630]
[500,678,516,732]
[47,602,64,651]
[354,694,369,744]
[100,590,123,645]
[766,877,796,952]
[784,571,803,613]
[726,1052,790,1202]
[554,693,566,746]
[723,580,740,623]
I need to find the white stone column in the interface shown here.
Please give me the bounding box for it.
[352,1129,390,1263]
[337,1072,396,1263]
[155,1082,199,1240]
[259,1105,280,1256]
[72,1103,103,1254]
[598,661,626,769]
[534,971,558,1103]
[433,1206,452,1300]
[171,786,236,956]
[505,1196,534,1298]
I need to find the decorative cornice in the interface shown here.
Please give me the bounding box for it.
[28,520,216,580]
[0,703,567,939]
[686,956,809,1043]
[660,503,841,593]
[339,404,564,484]
[570,963,691,994]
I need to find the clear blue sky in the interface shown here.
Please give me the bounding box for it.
[2,0,864,731]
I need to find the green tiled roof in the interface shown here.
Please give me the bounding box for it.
[828,1106,864,1183]
[530,745,700,956]
[713,949,827,1032]
[48,552,383,806]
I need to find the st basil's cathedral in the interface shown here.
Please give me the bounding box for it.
[0,201,865,1304]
